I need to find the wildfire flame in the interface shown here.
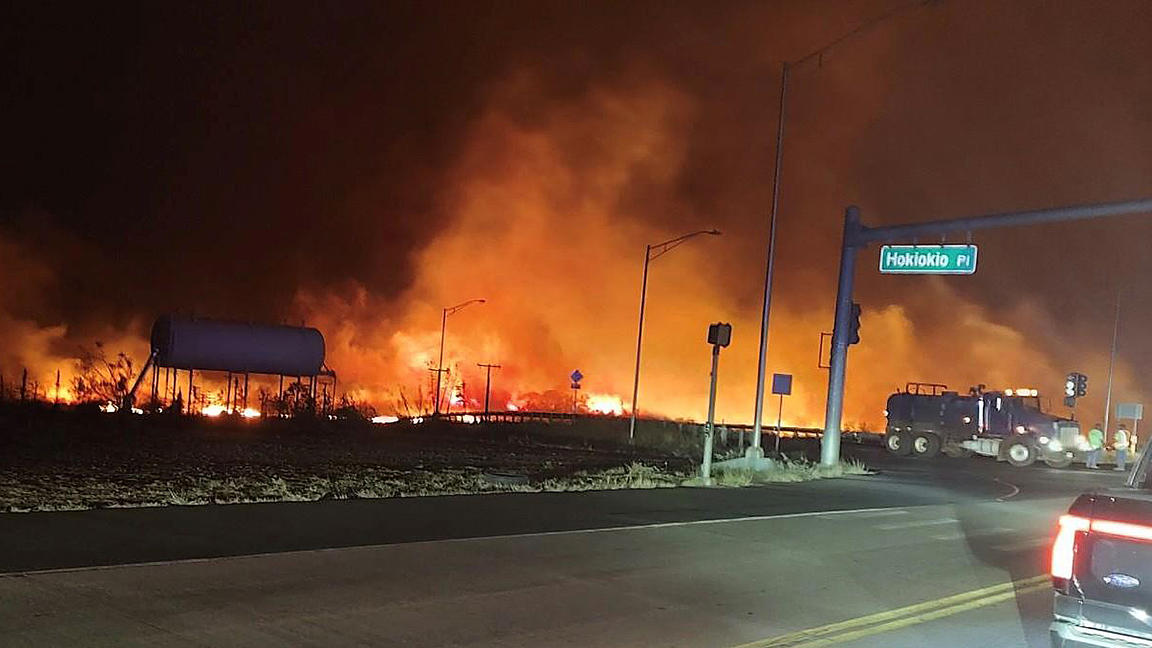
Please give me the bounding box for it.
[585,393,625,416]
[201,404,261,418]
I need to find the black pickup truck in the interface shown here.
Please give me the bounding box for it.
[1051,445,1152,647]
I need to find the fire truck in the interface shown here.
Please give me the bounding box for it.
[884,382,1083,468]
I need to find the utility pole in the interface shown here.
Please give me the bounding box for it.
[821,198,1152,467]
[1103,288,1122,437]
[477,363,501,418]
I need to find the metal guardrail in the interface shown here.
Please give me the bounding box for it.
[407,412,884,444]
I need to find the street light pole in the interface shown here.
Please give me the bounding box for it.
[434,298,486,416]
[629,245,651,441]
[750,61,789,456]
[628,229,721,442]
[435,309,447,414]
[1103,288,1121,438]
[749,0,932,456]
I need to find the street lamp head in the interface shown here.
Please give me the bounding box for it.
[445,298,487,316]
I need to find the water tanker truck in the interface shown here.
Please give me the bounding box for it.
[884,382,1084,468]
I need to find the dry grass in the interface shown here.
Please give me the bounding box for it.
[684,456,873,487]
[0,461,695,512]
[0,457,869,511]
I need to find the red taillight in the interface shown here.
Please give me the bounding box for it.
[1052,514,1090,579]
[1091,518,1152,542]
[1051,514,1152,579]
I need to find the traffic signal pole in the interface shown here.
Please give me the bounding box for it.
[820,198,1152,467]
[820,206,861,466]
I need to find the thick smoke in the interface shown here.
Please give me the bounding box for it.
[2,1,1150,425]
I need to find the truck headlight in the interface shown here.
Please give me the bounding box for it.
[1039,436,1050,445]
[1048,440,1063,452]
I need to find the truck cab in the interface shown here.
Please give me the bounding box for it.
[1051,447,1152,646]
[885,382,1080,468]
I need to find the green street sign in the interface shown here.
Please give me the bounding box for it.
[879,244,978,275]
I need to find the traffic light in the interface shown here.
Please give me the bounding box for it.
[1065,372,1088,405]
[847,302,861,345]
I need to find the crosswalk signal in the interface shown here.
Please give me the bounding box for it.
[1065,373,1077,398]
[848,302,861,345]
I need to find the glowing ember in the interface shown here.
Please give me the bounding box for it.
[586,393,625,416]
[201,404,227,417]
[506,402,519,411]
[240,408,260,419]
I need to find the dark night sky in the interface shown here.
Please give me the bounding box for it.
[3,0,1151,419]
[3,0,763,325]
[4,1,503,323]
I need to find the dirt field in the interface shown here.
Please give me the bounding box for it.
[0,404,692,512]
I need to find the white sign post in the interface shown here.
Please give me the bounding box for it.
[1117,403,1143,452]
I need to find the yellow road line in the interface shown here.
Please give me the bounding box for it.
[732,575,1049,648]
[783,582,1051,648]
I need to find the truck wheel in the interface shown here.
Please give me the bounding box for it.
[911,433,942,458]
[1043,452,1073,469]
[885,431,912,456]
[1005,437,1037,467]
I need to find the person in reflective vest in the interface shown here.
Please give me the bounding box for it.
[1114,423,1130,471]
[1087,424,1105,469]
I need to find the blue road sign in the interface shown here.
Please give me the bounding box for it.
[772,373,792,396]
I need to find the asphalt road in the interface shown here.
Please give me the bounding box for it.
[0,446,1131,647]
